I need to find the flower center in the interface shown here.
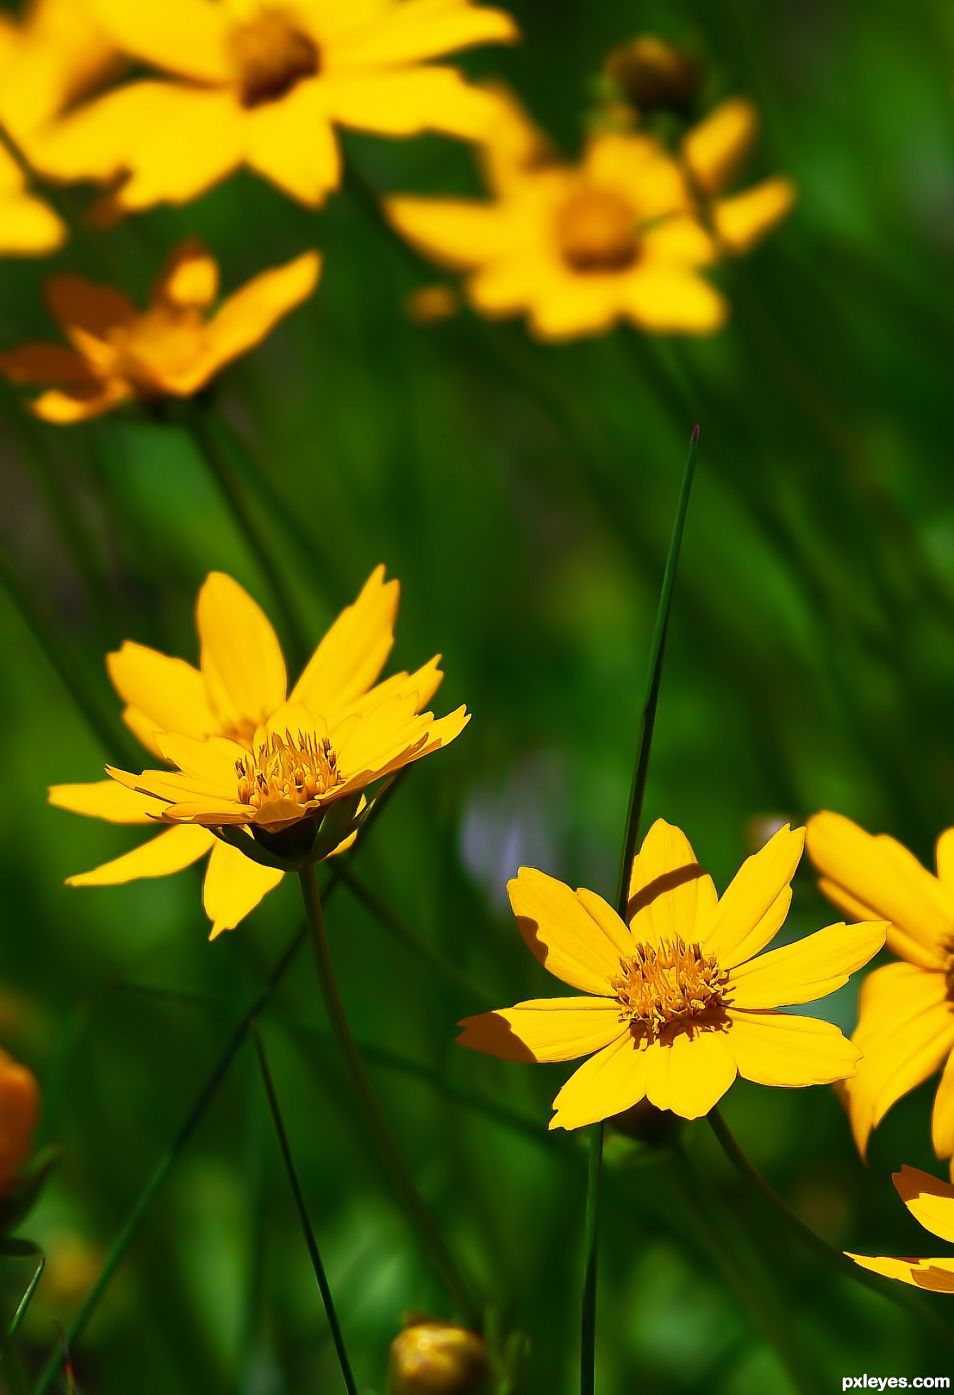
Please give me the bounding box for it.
[944,943,954,1003]
[612,936,730,1044]
[106,308,207,396]
[235,728,344,830]
[230,8,319,108]
[556,188,640,272]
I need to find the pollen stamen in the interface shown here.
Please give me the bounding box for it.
[230,8,319,108]
[612,936,729,1044]
[235,728,343,826]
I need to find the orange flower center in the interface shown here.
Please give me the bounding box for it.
[612,936,729,1044]
[230,8,319,108]
[106,308,206,395]
[235,729,344,830]
[556,187,640,272]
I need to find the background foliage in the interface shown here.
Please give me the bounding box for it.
[2,0,953,1389]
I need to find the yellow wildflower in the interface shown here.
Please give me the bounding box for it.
[848,1165,954,1292]
[389,92,726,340]
[0,1050,39,1195]
[34,0,518,212]
[0,0,118,254]
[51,568,467,937]
[0,239,319,422]
[389,1318,490,1394]
[807,812,954,1175]
[681,97,795,255]
[458,820,885,1128]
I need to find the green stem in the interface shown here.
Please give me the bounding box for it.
[579,1125,603,1395]
[708,1107,954,1353]
[672,1145,821,1395]
[0,1322,32,1395]
[251,1024,358,1395]
[298,861,479,1323]
[183,406,309,669]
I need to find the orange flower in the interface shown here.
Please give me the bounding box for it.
[0,1051,39,1196]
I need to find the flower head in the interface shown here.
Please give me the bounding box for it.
[807,812,954,1175]
[34,0,518,212]
[0,0,118,254]
[51,568,467,937]
[848,1165,954,1292]
[0,1050,39,1196]
[389,1318,490,1394]
[389,92,727,340]
[458,820,885,1129]
[601,35,703,118]
[0,239,319,421]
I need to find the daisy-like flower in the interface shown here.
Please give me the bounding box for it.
[388,91,727,340]
[807,812,954,1177]
[680,97,795,257]
[0,0,118,254]
[0,239,319,422]
[458,820,885,1129]
[52,568,467,937]
[0,1049,39,1196]
[848,1165,954,1292]
[33,0,518,213]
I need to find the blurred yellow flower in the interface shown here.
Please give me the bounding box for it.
[458,819,885,1129]
[681,97,795,256]
[807,812,954,1176]
[52,568,465,937]
[34,0,518,212]
[389,1318,490,1394]
[0,239,319,421]
[0,1049,39,1195]
[0,0,118,254]
[389,93,727,340]
[848,1165,954,1292]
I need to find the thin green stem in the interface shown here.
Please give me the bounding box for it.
[183,406,309,669]
[298,861,479,1323]
[579,1125,603,1395]
[0,1322,32,1395]
[251,1024,358,1395]
[708,1107,954,1353]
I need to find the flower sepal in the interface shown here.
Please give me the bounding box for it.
[211,791,368,872]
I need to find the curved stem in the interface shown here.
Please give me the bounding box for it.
[251,1024,358,1395]
[708,1107,954,1353]
[298,861,479,1323]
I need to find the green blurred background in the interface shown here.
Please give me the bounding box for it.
[2,0,954,1389]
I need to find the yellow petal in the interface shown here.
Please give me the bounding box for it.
[477,83,555,194]
[387,196,516,268]
[913,1260,954,1292]
[197,251,320,387]
[583,133,689,221]
[700,824,804,968]
[807,811,950,969]
[0,189,65,254]
[324,0,518,67]
[528,277,623,341]
[894,1165,954,1244]
[291,566,399,715]
[845,1253,923,1288]
[110,87,245,213]
[644,1030,737,1118]
[932,1050,954,1160]
[623,264,728,336]
[321,66,508,140]
[846,961,953,1156]
[549,1030,646,1130]
[203,838,284,939]
[457,997,623,1063]
[30,381,130,422]
[107,640,217,757]
[151,732,245,792]
[641,214,718,267]
[154,239,220,309]
[49,779,164,824]
[66,824,213,886]
[728,919,887,1009]
[89,0,231,81]
[936,828,954,891]
[197,572,287,732]
[627,817,717,945]
[245,84,340,206]
[713,178,795,256]
[332,655,443,726]
[728,1010,860,1087]
[507,867,631,995]
[682,97,758,196]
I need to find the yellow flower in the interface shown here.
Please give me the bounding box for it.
[389,1318,490,1394]
[0,1050,39,1195]
[848,1165,954,1292]
[0,239,319,422]
[34,0,518,212]
[51,568,467,937]
[388,92,727,340]
[681,97,795,256]
[458,820,885,1129]
[807,812,954,1175]
[0,0,118,255]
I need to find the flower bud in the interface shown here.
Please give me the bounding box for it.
[603,36,702,117]
[389,1318,490,1395]
[0,1050,38,1195]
